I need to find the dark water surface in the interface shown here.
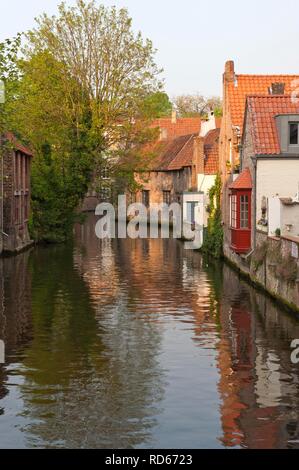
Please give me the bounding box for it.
[1,214,299,449]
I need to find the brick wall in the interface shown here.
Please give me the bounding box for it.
[3,148,31,252]
[135,167,192,206]
[219,62,242,241]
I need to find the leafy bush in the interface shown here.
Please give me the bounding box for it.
[202,174,223,258]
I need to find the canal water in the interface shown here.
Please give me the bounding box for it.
[1,214,299,449]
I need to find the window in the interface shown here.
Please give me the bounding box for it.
[230,195,237,229]
[101,166,110,179]
[289,123,299,145]
[129,192,136,204]
[230,188,252,253]
[187,201,198,223]
[142,190,150,208]
[99,187,111,201]
[240,195,249,228]
[163,191,171,205]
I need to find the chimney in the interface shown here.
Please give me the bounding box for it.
[200,111,216,138]
[192,136,205,189]
[224,60,235,83]
[268,82,285,95]
[171,109,177,124]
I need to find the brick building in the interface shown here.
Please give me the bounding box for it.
[0,133,33,254]
[224,93,299,309]
[219,60,299,245]
[134,112,220,225]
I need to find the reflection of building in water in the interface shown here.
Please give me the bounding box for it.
[74,214,120,310]
[216,263,299,449]
[0,251,33,403]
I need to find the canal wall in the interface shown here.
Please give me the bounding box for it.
[224,230,299,313]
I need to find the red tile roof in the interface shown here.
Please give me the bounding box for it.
[204,128,220,175]
[227,75,299,131]
[151,117,201,139]
[154,134,195,171]
[246,95,299,155]
[229,168,252,189]
[151,128,220,174]
[5,132,33,157]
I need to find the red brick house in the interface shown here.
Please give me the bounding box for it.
[134,113,220,224]
[220,60,299,248]
[0,133,33,254]
[224,94,299,309]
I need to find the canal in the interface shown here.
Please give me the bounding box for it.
[1,214,299,449]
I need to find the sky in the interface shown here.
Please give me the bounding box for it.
[1,0,299,98]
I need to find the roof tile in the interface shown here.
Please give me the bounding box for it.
[247,95,299,155]
[227,75,299,131]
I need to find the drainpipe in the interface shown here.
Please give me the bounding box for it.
[0,134,3,249]
[252,156,257,250]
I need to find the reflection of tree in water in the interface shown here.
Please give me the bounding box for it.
[17,227,165,449]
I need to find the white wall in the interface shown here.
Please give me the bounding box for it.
[281,203,299,238]
[268,197,281,236]
[182,193,205,227]
[256,159,299,228]
[197,174,216,226]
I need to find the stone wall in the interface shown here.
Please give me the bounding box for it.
[224,230,299,311]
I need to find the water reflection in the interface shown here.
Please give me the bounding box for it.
[0,214,299,448]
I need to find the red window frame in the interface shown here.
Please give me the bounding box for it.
[230,189,252,254]
[230,195,237,229]
[230,190,251,230]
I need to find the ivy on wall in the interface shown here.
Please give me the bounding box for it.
[202,173,223,258]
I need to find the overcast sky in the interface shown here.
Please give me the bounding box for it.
[1,0,299,97]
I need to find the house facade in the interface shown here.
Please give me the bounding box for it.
[219,60,299,246]
[224,94,299,309]
[135,113,220,227]
[0,133,33,254]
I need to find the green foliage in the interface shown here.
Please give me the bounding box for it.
[0,34,22,133]
[141,92,172,118]
[5,0,164,243]
[30,142,93,243]
[202,174,223,258]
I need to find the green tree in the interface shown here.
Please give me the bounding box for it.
[11,0,164,242]
[0,34,22,132]
[141,91,172,118]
